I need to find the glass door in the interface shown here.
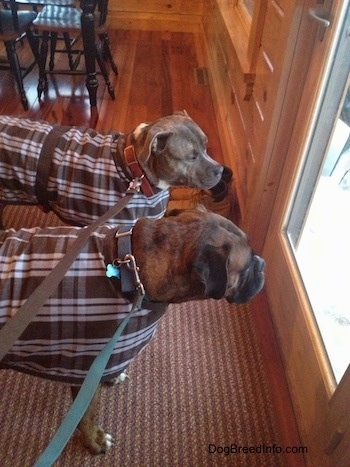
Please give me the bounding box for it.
[263,1,350,464]
[287,77,350,384]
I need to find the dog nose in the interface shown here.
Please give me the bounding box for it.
[206,164,223,177]
[215,165,224,177]
[253,255,266,271]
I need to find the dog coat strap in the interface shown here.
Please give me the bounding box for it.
[35,125,70,212]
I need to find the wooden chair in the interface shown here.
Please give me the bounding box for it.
[13,0,77,72]
[0,0,38,110]
[32,0,118,104]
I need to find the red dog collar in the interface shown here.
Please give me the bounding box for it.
[124,137,155,197]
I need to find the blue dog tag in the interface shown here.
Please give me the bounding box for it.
[106,264,120,278]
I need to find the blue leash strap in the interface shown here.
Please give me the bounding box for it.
[34,293,143,467]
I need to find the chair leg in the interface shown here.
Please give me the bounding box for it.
[49,32,58,71]
[47,32,77,72]
[37,31,50,99]
[5,40,29,111]
[63,32,76,70]
[95,41,115,100]
[99,32,118,75]
[26,28,40,65]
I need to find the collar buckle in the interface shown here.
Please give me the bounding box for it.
[114,229,145,296]
[123,253,145,296]
[127,176,144,193]
[124,141,155,197]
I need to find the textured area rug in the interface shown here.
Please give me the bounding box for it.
[0,206,287,466]
[0,300,287,466]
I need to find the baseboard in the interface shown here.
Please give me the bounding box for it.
[108,12,202,33]
[251,292,306,467]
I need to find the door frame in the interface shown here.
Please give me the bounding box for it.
[261,0,349,465]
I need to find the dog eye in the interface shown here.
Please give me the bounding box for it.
[189,152,198,161]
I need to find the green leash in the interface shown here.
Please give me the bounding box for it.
[34,290,144,467]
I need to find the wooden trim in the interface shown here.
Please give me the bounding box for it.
[247,0,268,70]
[251,291,306,467]
[215,0,251,77]
[108,12,202,33]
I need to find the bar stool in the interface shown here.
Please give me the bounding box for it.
[0,0,38,110]
[32,0,117,104]
[13,0,78,72]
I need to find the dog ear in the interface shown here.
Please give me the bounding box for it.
[151,131,173,155]
[191,245,228,299]
[173,110,189,117]
[137,130,173,163]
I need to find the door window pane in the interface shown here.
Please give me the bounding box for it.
[286,12,350,383]
[292,90,350,383]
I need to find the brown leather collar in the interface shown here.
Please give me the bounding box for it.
[124,135,155,197]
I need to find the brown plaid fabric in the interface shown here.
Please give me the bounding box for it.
[0,225,168,385]
[0,116,169,227]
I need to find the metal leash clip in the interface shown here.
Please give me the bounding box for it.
[123,253,145,296]
[127,175,144,193]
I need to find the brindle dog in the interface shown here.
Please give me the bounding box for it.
[0,112,223,227]
[0,209,265,454]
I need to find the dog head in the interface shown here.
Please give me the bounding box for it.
[132,208,265,304]
[131,111,223,190]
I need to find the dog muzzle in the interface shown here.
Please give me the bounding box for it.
[226,254,265,304]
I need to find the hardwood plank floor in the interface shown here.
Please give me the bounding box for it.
[0,29,224,165]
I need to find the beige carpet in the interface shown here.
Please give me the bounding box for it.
[0,206,287,466]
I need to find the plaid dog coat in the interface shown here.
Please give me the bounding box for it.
[0,116,169,227]
[0,225,168,385]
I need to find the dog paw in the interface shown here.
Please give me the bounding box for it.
[82,427,115,455]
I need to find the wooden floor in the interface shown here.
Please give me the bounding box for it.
[0,28,303,465]
[0,29,224,165]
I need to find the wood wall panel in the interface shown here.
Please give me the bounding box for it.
[110,0,204,15]
[202,0,250,213]
[260,0,285,70]
[108,0,203,32]
[203,0,299,230]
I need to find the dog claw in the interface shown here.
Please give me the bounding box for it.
[82,426,115,455]
[99,433,115,454]
[103,370,129,386]
[105,433,115,449]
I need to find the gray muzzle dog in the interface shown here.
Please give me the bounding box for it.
[0,208,265,455]
[0,111,223,227]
